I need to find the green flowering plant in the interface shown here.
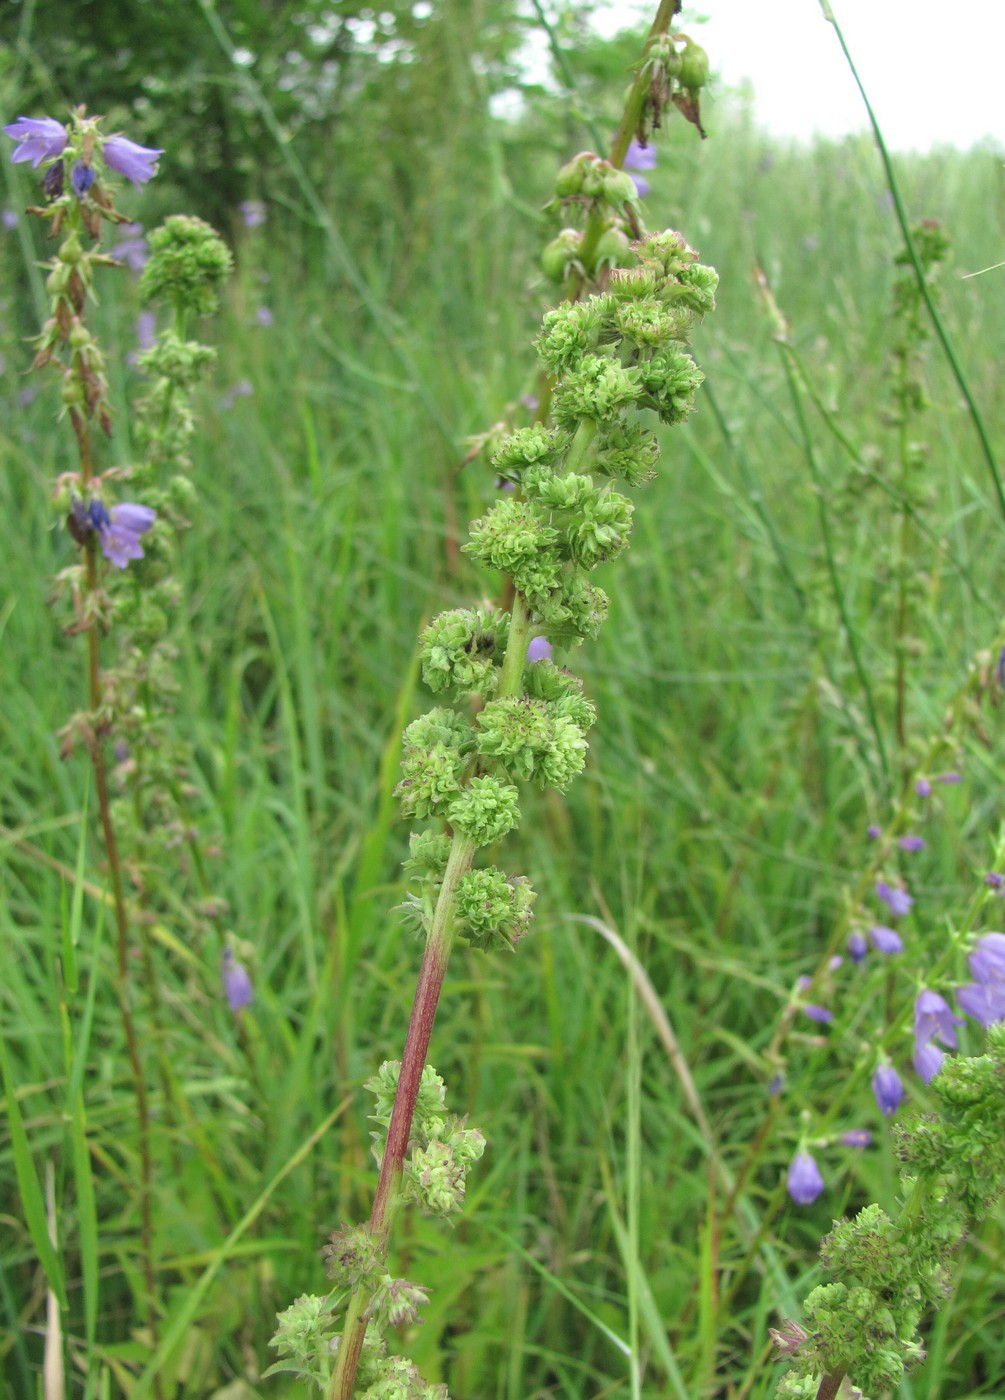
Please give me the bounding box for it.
[6,106,233,1380]
[268,8,720,1396]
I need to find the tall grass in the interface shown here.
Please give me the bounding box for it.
[2,55,1005,1399]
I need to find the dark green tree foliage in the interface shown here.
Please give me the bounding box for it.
[2,0,528,223]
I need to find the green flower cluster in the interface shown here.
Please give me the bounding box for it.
[268,1306,447,1398]
[366,1062,486,1217]
[777,1023,1005,1398]
[399,227,714,956]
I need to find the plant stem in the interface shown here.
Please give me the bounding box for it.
[74,406,162,1396]
[327,832,477,1400]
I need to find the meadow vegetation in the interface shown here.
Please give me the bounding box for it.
[2,3,1005,1397]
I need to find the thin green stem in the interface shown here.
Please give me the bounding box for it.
[820,0,1005,526]
[72,368,162,1393]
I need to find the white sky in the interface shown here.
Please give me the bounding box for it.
[591,0,1005,151]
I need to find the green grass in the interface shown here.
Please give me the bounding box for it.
[2,76,1005,1400]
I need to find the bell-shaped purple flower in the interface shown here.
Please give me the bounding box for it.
[840,1129,872,1148]
[623,139,656,197]
[87,499,156,568]
[869,925,903,955]
[876,880,913,918]
[847,930,868,963]
[102,134,164,186]
[71,161,95,198]
[527,635,553,662]
[912,1038,944,1083]
[913,987,963,1050]
[915,777,932,797]
[4,115,68,167]
[956,980,1005,1028]
[623,138,657,172]
[898,834,925,852]
[222,948,253,1013]
[787,1150,824,1205]
[871,1062,904,1117]
[239,199,266,228]
[968,932,1005,986]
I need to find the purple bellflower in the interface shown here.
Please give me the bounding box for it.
[71,161,95,199]
[866,823,881,839]
[984,873,1004,889]
[871,1062,904,1117]
[913,1039,944,1083]
[239,199,266,228]
[937,771,962,784]
[4,115,68,167]
[796,975,832,1023]
[102,134,164,186]
[898,834,925,852]
[914,987,964,1050]
[222,948,253,1013]
[840,1129,872,1148]
[787,1150,824,1205]
[847,930,868,962]
[527,635,553,662]
[915,777,932,797]
[956,932,1005,1027]
[876,880,913,918]
[956,980,1005,1027]
[623,138,656,196]
[869,925,903,955]
[86,500,156,568]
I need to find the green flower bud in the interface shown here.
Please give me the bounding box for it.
[672,261,719,316]
[58,232,84,266]
[46,263,71,297]
[608,264,661,301]
[533,574,609,642]
[594,225,634,272]
[678,39,710,91]
[492,425,568,486]
[601,165,639,207]
[537,714,589,789]
[447,774,520,846]
[396,740,467,819]
[541,228,583,283]
[323,1223,384,1288]
[455,866,536,951]
[553,354,641,427]
[463,498,560,574]
[613,298,684,349]
[555,151,594,197]
[371,1277,433,1332]
[636,345,704,424]
[536,297,615,375]
[523,660,596,731]
[140,215,233,316]
[403,829,452,877]
[402,707,475,754]
[475,696,553,783]
[561,487,634,568]
[594,422,661,485]
[420,607,508,698]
